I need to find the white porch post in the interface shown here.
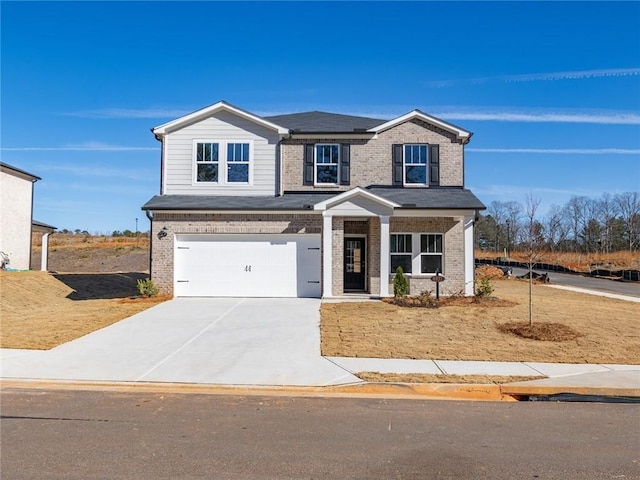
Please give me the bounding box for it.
[379,215,390,297]
[322,212,333,298]
[464,215,475,296]
[40,233,50,271]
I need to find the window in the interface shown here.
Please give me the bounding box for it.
[196,143,219,182]
[227,143,249,183]
[315,144,339,184]
[420,234,443,274]
[390,233,444,275]
[404,144,428,185]
[390,234,412,273]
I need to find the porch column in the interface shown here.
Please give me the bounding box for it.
[379,215,390,297]
[464,215,475,296]
[322,212,333,298]
[40,233,50,271]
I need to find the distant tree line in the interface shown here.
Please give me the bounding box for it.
[55,229,149,237]
[475,192,640,253]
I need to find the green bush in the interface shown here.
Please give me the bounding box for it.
[137,278,159,297]
[393,266,409,297]
[475,277,494,297]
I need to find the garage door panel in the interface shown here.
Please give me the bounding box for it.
[174,234,321,298]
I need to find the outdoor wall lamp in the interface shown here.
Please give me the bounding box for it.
[157,227,168,240]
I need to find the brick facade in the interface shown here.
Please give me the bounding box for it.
[281,119,464,192]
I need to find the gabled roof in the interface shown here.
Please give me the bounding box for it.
[152,101,290,138]
[369,110,473,143]
[0,162,41,182]
[313,187,400,211]
[263,111,385,133]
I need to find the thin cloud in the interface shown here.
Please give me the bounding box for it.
[37,164,156,181]
[294,105,640,125]
[62,107,190,119]
[468,148,640,155]
[427,67,640,87]
[1,142,156,152]
[431,108,640,125]
[471,184,602,199]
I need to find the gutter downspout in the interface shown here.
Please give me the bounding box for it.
[41,232,51,271]
[145,209,153,278]
[29,177,38,270]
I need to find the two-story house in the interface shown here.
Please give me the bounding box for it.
[142,101,485,298]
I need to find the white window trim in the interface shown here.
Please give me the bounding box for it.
[419,233,444,275]
[390,232,444,276]
[390,232,413,274]
[192,139,253,186]
[314,143,340,186]
[403,144,428,186]
[194,141,220,184]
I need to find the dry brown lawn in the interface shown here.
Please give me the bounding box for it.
[1,271,168,350]
[321,278,640,364]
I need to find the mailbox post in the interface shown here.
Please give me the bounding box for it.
[430,269,446,300]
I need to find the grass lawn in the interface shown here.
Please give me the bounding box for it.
[1,271,168,350]
[321,278,640,365]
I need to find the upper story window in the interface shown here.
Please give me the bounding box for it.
[194,141,251,185]
[404,144,428,185]
[196,143,219,182]
[227,143,249,183]
[315,144,340,184]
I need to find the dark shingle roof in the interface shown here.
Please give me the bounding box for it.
[142,188,485,211]
[263,111,386,133]
[366,187,486,210]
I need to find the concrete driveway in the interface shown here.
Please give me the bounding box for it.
[0,298,361,387]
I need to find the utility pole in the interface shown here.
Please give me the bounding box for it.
[135,218,138,234]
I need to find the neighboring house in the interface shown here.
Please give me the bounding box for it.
[142,101,485,298]
[0,162,56,271]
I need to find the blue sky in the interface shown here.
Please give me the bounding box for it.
[2,1,639,233]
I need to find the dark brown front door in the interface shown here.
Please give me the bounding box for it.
[344,237,366,291]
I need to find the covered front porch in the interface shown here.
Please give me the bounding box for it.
[314,188,477,298]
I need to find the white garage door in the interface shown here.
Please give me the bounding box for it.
[174,234,321,298]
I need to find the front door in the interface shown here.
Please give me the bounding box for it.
[344,237,366,292]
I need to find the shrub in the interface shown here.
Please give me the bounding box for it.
[393,266,409,297]
[137,278,159,297]
[475,277,494,297]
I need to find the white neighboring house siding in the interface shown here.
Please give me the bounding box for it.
[0,169,34,270]
[163,110,280,196]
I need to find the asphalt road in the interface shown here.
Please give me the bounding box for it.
[2,389,639,479]
[510,267,640,297]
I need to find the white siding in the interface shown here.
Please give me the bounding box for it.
[0,171,34,270]
[163,110,279,196]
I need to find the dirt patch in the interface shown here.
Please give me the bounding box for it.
[498,321,582,342]
[475,265,506,280]
[321,279,640,364]
[0,271,167,350]
[357,372,544,384]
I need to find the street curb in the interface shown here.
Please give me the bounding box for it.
[4,379,637,401]
[500,384,640,398]
[0,379,515,401]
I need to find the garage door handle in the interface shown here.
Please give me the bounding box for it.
[177,280,189,283]
[308,281,320,284]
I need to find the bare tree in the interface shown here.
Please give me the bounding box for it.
[615,192,640,251]
[544,204,570,252]
[524,194,543,326]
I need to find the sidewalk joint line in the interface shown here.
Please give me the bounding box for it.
[136,298,247,381]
